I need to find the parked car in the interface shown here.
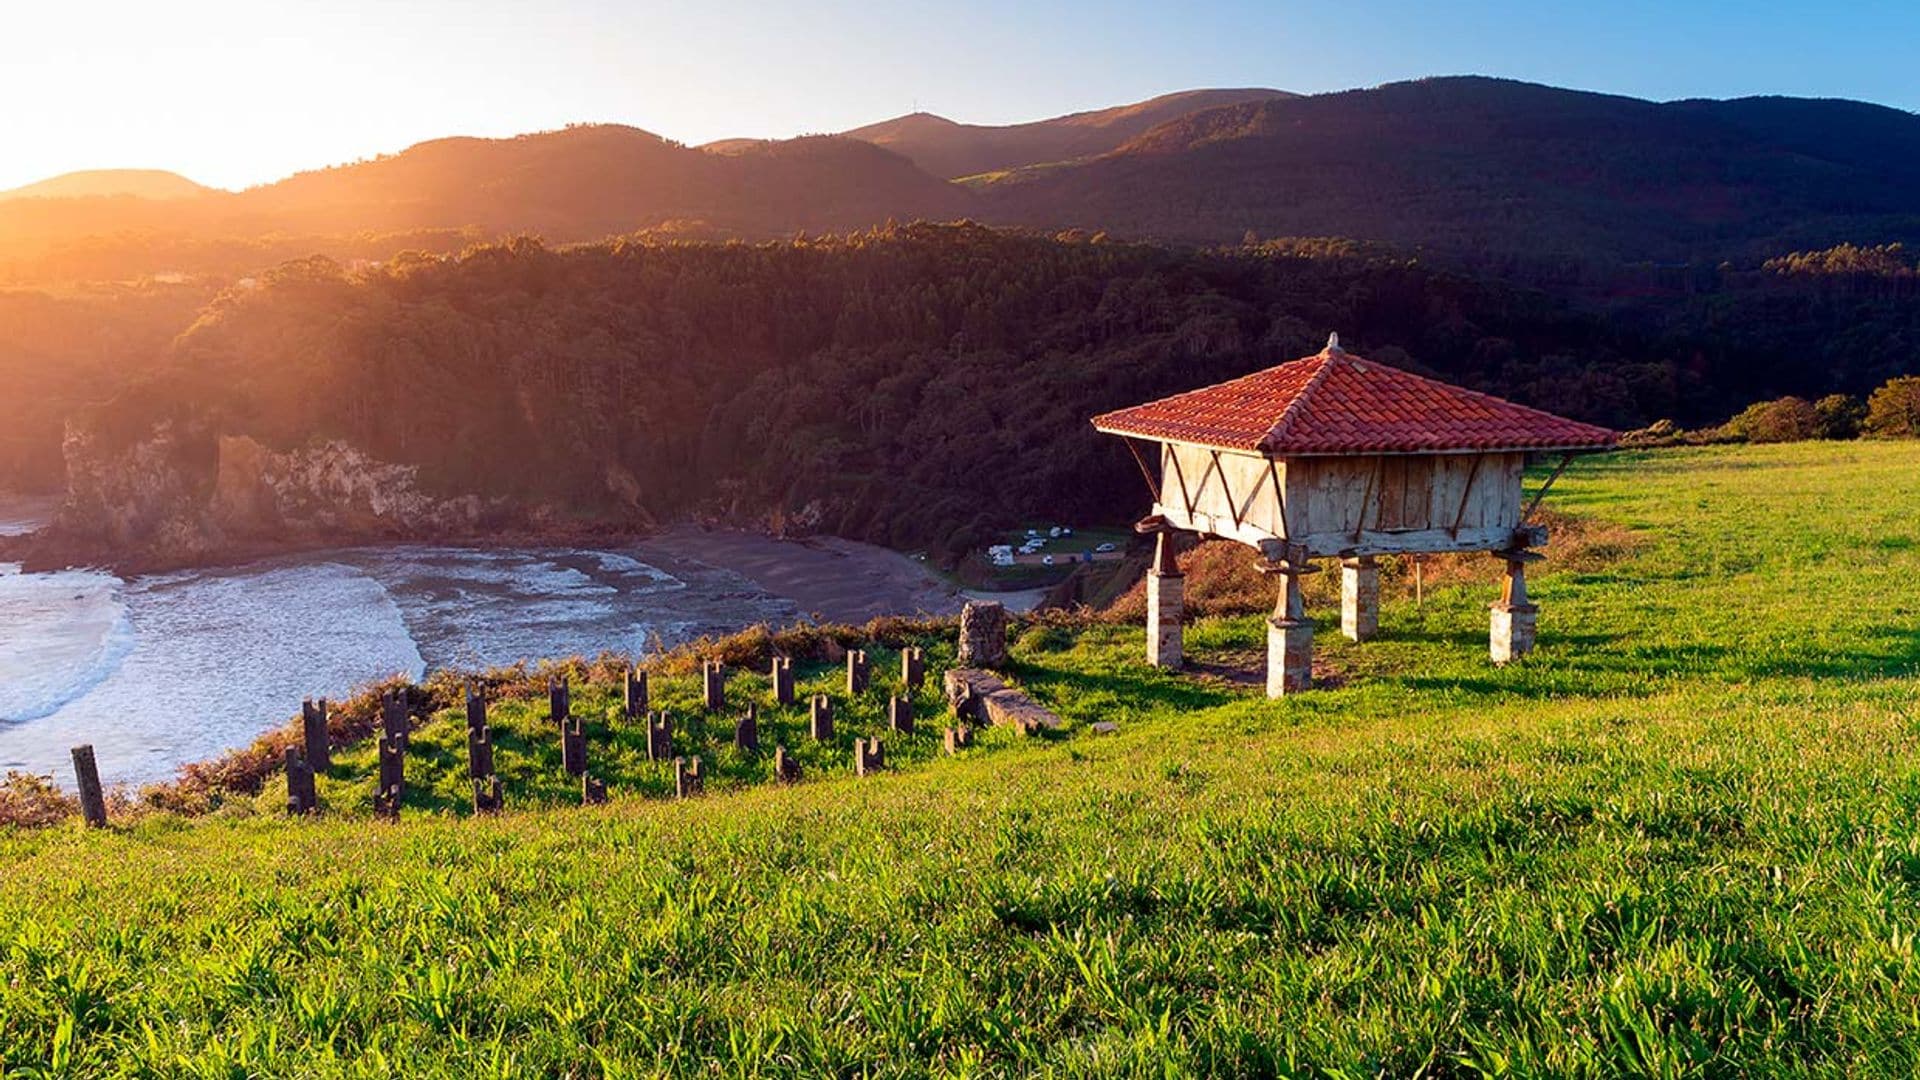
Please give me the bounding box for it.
[1096,542,1117,552]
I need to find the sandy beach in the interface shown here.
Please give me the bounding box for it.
[636,527,1048,625]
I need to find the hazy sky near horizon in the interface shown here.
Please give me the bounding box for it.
[5,0,1916,191]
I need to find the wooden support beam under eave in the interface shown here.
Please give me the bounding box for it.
[1151,502,1546,557]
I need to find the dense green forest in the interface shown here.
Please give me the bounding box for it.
[15,224,1910,564]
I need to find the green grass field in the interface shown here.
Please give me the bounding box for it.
[3,442,1919,1077]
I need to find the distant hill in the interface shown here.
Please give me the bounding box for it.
[979,77,1920,266]
[0,126,967,270]
[0,169,212,202]
[832,88,1295,179]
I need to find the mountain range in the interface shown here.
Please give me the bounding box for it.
[4,77,1918,282]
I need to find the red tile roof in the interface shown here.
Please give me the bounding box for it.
[1091,343,1617,455]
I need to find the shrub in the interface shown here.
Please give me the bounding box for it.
[1724,396,1819,443]
[1813,394,1867,439]
[1865,376,1920,438]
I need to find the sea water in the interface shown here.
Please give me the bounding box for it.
[0,509,800,788]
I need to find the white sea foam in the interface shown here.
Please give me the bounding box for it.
[0,543,799,788]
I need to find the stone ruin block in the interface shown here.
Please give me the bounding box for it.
[809,695,834,741]
[958,601,1007,667]
[702,660,726,712]
[583,774,608,805]
[942,668,1061,735]
[467,725,495,779]
[380,688,410,752]
[900,647,926,689]
[548,675,571,724]
[846,650,870,695]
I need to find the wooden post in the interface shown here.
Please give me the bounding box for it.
[845,650,870,695]
[944,725,974,754]
[583,774,608,805]
[702,661,725,712]
[900,647,926,690]
[548,675,570,724]
[472,775,502,814]
[888,694,914,736]
[735,704,759,753]
[382,688,410,751]
[301,698,332,772]
[647,711,673,762]
[809,695,834,741]
[284,747,317,815]
[70,745,108,827]
[467,723,495,779]
[375,731,404,820]
[464,684,486,732]
[770,657,794,706]
[774,745,802,784]
[624,665,648,720]
[674,756,704,798]
[561,717,586,777]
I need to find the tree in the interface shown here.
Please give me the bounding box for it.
[1813,394,1866,440]
[1865,376,1920,438]
[1724,397,1819,443]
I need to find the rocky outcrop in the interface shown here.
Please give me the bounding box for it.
[36,422,518,569]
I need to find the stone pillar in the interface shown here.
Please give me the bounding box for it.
[770,657,794,706]
[623,666,648,719]
[1340,556,1380,642]
[809,695,834,740]
[702,661,725,711]
[1145,531,1184,669]
[1489,551,1540,664]
[1261,549,1316,697]
[958,601,1007,667]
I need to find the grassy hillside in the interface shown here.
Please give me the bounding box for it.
[4,442,1919,1075]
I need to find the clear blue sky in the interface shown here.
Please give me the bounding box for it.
[5,0,1915,191]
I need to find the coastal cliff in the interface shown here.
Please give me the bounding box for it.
[15,421,536,570]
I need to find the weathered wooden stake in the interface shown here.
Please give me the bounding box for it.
[846,650,870,695]
[646,711,674,762]
[854,738,886,776]
[888,694,914,736]
[561,717,586,777]
[770,656,794,706]
[774,745,802,784]
[301,698,332,772]
[467,724,495,779]
[381,687,410,751]
[374,733,405,820]
[735,704,759,753]
[944,725,974,754]
[472,774,502,814]
[548,675,571,724]
[702,660,725,711]
[465,683,486,732]
[583,774,608,805]
[623,665,648,719]
[900,647,926,690]
[674,756,704,798]
[809,695,834,741]
[70,745,107,828]
[284,747,317,815]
